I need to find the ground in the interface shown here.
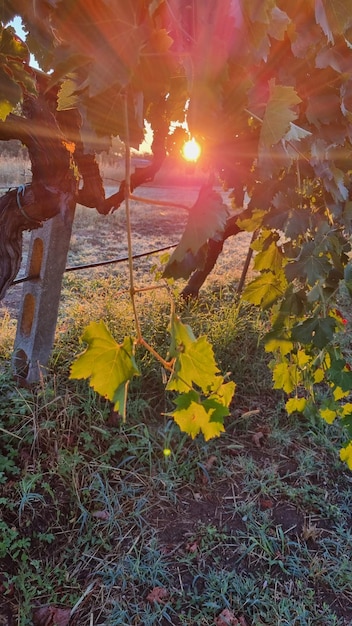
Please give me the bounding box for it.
[0,182,254,318]
[0,181,352,625]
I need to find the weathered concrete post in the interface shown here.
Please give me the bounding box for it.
[12,207,75,383]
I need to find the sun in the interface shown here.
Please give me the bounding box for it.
[181,138,202,162]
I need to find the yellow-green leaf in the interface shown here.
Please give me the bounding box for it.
[70,321,139,417]
[272,361,297,393]
[339,442,352,470]
[296,349,311,368]
[167,315,219,393]
[313,368,325,384]
[210,380,236,407]
[265,335,294,355]
[170,392,225,440]
[286,397,307,414]
[243,271,287,309]
[236,209,265,232]
[333,386,350,401]
[341,403,352,416]
[254,241,284,274]
[320,407,336,424]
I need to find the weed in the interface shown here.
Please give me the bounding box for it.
[1,282,351,625]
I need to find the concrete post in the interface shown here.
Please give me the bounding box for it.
[12,206,75,383]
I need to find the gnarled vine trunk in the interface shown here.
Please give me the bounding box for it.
[0,89,77,301]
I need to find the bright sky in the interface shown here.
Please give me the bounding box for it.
[11,16,39,68]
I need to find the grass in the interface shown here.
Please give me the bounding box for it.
[1,276,352,626]
[0,161,351,623]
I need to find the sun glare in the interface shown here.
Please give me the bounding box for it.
[181,138,202,162]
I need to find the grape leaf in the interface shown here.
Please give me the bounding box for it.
[169,391,226,441]
[167,314,220,393]
[291,316,336,349]
[254,241,284,274]
[285,241,333,286]
[317,0,352,39]
[344,262,352,297]
[333,386,349,401]
[286,397,307,414]
[46,53,91,92]
[327,357,352,391]
[163,187,230,280]
[265,331,294,355]
[320,406,337,424]
[243,271,287,309]
[51,0,145,95]
[340,443,352,470]
[0,67,22,119]
[70,321,139,417]
[272,360,298,394]
[209,379,236,409]
[259,80,301,152]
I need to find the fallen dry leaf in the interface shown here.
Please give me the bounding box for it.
[185,540,199,553]
[252,431,265,448]
[92,509,110,520]
[32,605,71,626]
[146,586,168,603]
[215,608,239,625]
[259,498,274,510]
[204,455,217,470]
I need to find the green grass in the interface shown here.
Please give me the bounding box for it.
[1,281,352,625]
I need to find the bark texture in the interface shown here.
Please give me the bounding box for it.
[0,90,77,300]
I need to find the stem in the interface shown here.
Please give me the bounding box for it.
[137,336,174,370]
[123,93,142,340]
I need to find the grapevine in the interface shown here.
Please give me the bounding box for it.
[1,1,352,466]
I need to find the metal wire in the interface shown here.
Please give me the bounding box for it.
[12,242,177,286]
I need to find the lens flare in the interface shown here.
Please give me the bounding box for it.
[181,138,201,162]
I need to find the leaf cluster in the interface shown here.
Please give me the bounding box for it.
[2,1,352,464]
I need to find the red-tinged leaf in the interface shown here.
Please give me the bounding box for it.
[32,606,71,626]
[268,7,290,41]
[146,587,168,603]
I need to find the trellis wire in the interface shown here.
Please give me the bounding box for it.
[12,242,177,286]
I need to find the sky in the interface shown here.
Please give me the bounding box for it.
[11,16,39,69]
